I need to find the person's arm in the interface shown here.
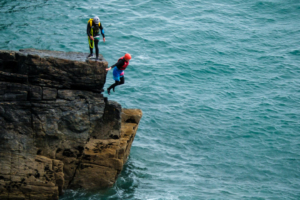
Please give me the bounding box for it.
[100,23,105,42]
[106,59,123,71]
[87,23,94,40]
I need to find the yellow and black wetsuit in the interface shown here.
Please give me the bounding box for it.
[86,18,105,58]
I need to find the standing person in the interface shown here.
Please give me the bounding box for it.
[106,53,132,95]
[87,16,105,60]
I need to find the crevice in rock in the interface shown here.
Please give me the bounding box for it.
[34,169,40,178]
[86,98,91,129]
[109,134,119,139]
[30,102,35,139]
[62,149,76,158]
[56,148,62,154]
[125,118,137,124]
[37,149,42,155]
[75,146,84,158]
[67,160,81,188]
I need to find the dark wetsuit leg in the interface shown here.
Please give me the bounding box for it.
[108,76,125,91]
[119,76,125,85]
[95,39,99,57]
[89,39,99,57]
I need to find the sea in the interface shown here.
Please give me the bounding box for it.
[1,0,300,199]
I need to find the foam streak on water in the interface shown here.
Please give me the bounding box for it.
[1,0,300,199]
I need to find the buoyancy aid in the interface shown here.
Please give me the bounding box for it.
[118,57,129,70]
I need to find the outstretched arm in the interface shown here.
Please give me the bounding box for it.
[106,59,124,71]
[100,23,105,42]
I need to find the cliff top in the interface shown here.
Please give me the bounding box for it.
[19,48,105,62]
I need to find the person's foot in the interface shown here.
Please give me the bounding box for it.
[87,53,93,58]
[107,88,111,95]
[95,56,99,61]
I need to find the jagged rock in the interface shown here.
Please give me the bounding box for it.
[0,49,142,200]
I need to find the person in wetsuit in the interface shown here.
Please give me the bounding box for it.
[87,16,105,60]
[106,53,132,95]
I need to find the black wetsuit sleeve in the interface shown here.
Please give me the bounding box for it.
[110,59,124,69]
[87,23,91,37]
[100,23,105,38]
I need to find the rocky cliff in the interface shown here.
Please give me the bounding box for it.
[0,49,142,200]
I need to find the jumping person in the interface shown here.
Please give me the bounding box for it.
[87,16,105,60]
[106,53,132,95]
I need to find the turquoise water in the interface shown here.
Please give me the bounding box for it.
[1,0,300,199]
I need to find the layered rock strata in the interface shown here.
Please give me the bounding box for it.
[0,49,142,200]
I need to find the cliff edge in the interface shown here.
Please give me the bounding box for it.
[0,49,142,200]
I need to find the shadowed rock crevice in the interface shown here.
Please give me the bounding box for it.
[0,49,142,200]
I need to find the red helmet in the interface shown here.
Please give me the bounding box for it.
[124,53,131,60]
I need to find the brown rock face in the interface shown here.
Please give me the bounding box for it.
[0,49,142,200]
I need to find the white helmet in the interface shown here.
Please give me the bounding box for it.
[93,16,100,24]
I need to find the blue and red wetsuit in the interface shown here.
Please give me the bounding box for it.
[112,57,129,81]
[107,57,129,93]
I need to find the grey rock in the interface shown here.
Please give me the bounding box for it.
[43,87,57,100]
